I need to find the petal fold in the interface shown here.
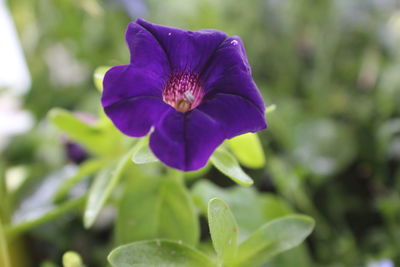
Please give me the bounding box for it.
[125,21,170,77]
[137,18,227,73]
[198,93,267,140]
[104,96,169,137]
[149,109,225,171]
[202,36,265,112]
[102,64,164,108]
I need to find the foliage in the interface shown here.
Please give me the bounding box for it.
[1,0,400,266]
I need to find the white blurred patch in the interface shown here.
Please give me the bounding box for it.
[0,0,31,95]
[0,94,33,151]
[44,43,88,87]
[5,165,28,193]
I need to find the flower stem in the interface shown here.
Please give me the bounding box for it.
[0,219,11,267]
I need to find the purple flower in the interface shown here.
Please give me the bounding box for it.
[102,19,267,171]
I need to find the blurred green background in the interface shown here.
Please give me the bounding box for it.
[2,0,400,266]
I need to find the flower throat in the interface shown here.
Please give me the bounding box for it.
[162,72,204,113]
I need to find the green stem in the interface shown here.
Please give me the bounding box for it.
[6,196,86,238]
[0,219,11,267]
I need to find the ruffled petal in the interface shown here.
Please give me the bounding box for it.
[125,21,170,78]
[137,18,227,73]
[201,36,265,111]
[197,93,267,139]
[104,96,169,137]
[149,109,225,171]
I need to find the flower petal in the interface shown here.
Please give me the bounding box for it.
[202,36,265,111]
[137,18,227,73]
[149,109,225,171]
[102,22,172,138]
[197,93,267,139]
[102,64,164,108]
[104,96,169,137]
[125,21,170,78]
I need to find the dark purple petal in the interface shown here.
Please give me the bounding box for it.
[102,65,164,108]
[125,21,170,77]
[198,93,267,140]
[137,19,227,73]
[105,96,169,137]
[149,109,225,171]
[202,36,265,111]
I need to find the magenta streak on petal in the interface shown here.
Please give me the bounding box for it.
[162,72,204,112]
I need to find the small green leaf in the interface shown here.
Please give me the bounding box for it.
[210,147,253,186]
[265,104,276,114]
[84,150,132,228]
[131,137,158,164]
[62,251,84,267]
[234,215,315,267]
[93,66,110,92]
[108,240,214,267]
[208,198,238,265]
[227,133,265,169]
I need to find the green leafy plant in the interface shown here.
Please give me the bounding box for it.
[108,198,314,267]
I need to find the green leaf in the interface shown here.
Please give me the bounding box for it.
[115,175,199,245]
[108,240,214,267]
[131,137,158,164]
[48,108,121,156]
[227,133,265,169]
[62,251,84,267]
[210,147,253,186]
[234,215,315,267]
[192,180,294,240]
[208,198,238,265]
[84,150,132,228]
[93,66,110,92]
[265,104,276,114]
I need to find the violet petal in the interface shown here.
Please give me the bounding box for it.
[104,96,169,137]
[202,36,265,111]
[137,19,227,73]
[149,108,225,171]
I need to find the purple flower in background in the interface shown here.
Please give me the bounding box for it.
[102,19,267,171]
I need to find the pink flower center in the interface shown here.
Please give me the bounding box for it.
[162,72,204,113]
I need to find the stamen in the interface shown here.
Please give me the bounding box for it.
[163,72,204,113]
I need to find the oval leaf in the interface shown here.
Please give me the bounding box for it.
[210,147,253,186]
[208,198,238,265]
[235,215,315,267]
[227,133,265,169]
[108,240,214,267]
